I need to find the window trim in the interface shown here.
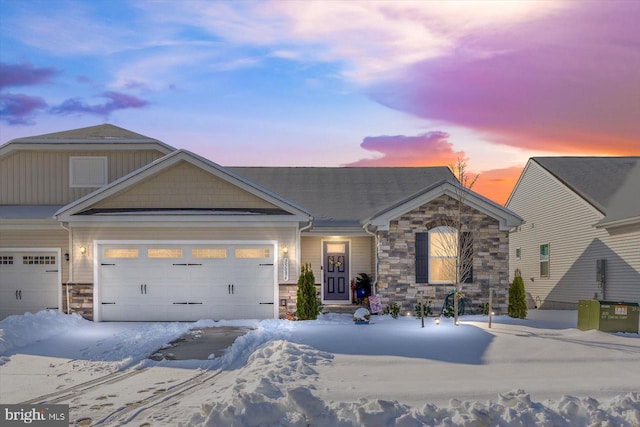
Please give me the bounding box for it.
[428,226,458,284]
[69,156,108,188]
[539,243,550,278]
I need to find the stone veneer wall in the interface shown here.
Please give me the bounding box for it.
[62,283,94,320]
[376,194,510,315]
[278,283,322,318]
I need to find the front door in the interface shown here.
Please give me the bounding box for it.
[323,241,350,301]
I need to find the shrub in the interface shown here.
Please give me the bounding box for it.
[414,300,433,319]
[296,263,319,320]
[508,273,527,319]
[383,302,401,319]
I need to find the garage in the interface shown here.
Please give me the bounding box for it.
[96,242,277,321]
[0,249,61,320]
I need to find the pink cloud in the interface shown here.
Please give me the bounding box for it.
[473,166,523,206]
[371,1,640,155]
[0,61,58,89]
[346,131,464,167]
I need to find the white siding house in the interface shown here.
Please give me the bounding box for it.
[507,157,640,309]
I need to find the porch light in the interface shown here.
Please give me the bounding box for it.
[282,246,289,255]
[79,246,87,255]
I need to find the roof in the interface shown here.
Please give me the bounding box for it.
[1,124,175,155]
[533,157,640,215]
[56,150,311,222]
[229,167,456,227]
[0,205,63,220]
[595,160,640,228]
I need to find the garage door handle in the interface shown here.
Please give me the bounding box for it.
[173,302,188,305]
[101,263,116,266]
[173,263,188,266]
[259,263,274,266]
[144,284,147,294]
[19,290,22,300]
[188,302,203,305]
[102,302,116,305]
[259,302,274,305]
[188,263,202,266]
[15,290,18,300]
[46,269,58,273]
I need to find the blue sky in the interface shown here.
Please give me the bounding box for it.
[1,0,639,203]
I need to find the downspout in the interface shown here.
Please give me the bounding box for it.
[363,223,379,295]
[297,217,314,276]
[60,222,73,314]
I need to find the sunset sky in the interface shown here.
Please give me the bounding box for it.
[1,0,639,204]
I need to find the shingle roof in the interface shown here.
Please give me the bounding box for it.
[2,124,175,152]
[533,157,640,215]
[229,167,455,226]
[9,124,153,141]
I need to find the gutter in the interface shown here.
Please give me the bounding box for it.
[362,223,379,296]
[60,221,73,314]
[297,217,314,277]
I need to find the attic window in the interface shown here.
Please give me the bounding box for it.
[70,156,107,187]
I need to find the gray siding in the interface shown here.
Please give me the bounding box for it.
[508,161,640,308]
[0,150,165,205]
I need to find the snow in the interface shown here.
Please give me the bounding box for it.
[1,310,639,426]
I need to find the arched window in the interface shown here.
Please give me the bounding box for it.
[428,226,458,284]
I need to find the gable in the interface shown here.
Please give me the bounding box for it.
[368,180,522,231]
[92,161,279,211]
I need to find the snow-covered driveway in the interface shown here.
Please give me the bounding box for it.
[1,310,639,426]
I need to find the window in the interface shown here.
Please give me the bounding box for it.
[1,256,14,265]
[429,226,458,284]
[70,156,107,187]
[148,248,183,258]
[235,248,270,259]
[192,248,227,259]
[416,228,473,284]
[515,248,521,259]
[540,244,550,277]
[105,249,139,259]
[23,255,56,265]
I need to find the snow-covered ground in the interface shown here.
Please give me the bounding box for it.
[1,310,639,426]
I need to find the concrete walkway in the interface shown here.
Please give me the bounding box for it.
[150,326,253,361]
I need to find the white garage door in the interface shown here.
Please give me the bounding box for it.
[0,250,60,320]
[97,243,276,321]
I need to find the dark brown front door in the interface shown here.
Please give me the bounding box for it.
[323,241,349,301]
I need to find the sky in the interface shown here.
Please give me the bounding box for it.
[1,0,639,204]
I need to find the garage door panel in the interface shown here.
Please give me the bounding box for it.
[0,251,59,320]
[98,243,276,321]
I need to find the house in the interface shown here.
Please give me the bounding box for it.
[506,157,640,309]
[0,124,522,321]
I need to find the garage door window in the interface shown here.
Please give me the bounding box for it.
[236,248,270,259]
[148,248,183,258]
[1,256,13,264]
[105,249,139,259]
[23,255,56,265]
[192,248,227,258]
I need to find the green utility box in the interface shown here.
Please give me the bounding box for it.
[577,300,639,333]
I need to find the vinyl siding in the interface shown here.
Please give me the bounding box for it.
[508,161,640,307]
[0,229,69,282]
[301,236,374,285]
[93,161,278,210]
[70,226,298,284]
[0,150,165,205]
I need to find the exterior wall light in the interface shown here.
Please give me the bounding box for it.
[79,246,87,255]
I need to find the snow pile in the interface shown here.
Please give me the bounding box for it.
[0,310,86,357]
[190,340,640,427]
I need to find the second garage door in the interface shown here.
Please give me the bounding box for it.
[97,243,276,321]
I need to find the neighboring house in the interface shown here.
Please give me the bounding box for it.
[0,124,522,321]
[506,157,640,309]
